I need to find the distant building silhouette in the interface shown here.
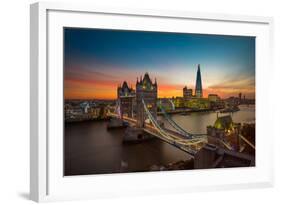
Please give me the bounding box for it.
[183,86,193,98]
[208,94,219,102]
[195,64,203,98]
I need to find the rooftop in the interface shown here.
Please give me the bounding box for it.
[214,115,233,130]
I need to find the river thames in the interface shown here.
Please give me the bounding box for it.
[64,105,255,176]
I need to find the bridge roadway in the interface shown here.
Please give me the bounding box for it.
[108,113,207,156]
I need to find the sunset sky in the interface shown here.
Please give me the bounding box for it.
[64,28,255,100]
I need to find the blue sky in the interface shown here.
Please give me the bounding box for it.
[64,28,255,99]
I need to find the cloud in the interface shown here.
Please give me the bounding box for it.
[208,75,255,90]
[65,65,119,81]
[206,75,255,98]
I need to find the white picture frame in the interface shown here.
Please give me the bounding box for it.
[30,2,274,202]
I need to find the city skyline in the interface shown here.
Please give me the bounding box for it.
[64,28,255,100]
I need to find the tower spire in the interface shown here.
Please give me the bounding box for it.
[195,64,203,98]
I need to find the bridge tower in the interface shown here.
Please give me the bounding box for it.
[136,73,158,127]
[117,81,135,118]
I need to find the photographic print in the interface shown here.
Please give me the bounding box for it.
[63,28,255,176]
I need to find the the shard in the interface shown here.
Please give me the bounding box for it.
[195,64,203,98]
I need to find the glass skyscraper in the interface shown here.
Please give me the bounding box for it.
[195,64,203,98]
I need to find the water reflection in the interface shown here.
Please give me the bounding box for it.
[64,105,255,176]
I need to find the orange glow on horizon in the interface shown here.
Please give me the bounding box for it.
[64,81,255,100]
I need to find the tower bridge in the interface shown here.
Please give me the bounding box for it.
[108,72,208,156]
[107,69,255,167]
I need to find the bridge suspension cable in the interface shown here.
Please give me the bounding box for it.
[114,100,121,118]
[142,99,206,155]
[158,102,206,139]
[168,99,175,110]
[220,138,234,150]
[239,134,255,150]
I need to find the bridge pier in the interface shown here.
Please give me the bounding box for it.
[123,127,153,142]
[107,118,127,129]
